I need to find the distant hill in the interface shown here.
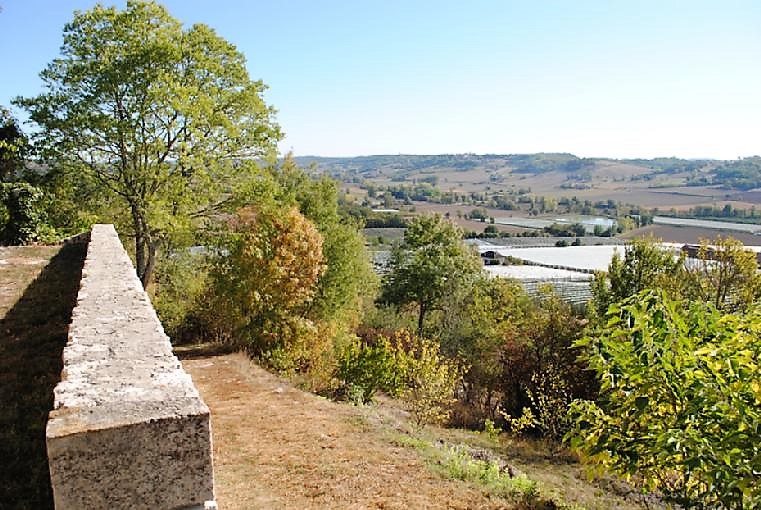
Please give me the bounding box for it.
[296,153,594,175]
[710,156,761,190]
[292,153,757,187]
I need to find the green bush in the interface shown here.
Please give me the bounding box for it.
[399,334,462,427]
[337,337,406,404]
[151,248,212,343]
[0,182,54,245]
[483,418,502,441]
[440,445,539,500]
[337,329,461,425]
[526,367,573,441]
[568,291,761,509]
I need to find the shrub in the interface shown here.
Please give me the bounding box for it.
[526,368,573,441]
[568,291,761,509]
[483,418,502,442]
[499,288,595,433]
[151,248,211,343]
[0,182,53,245]
[440,445,540,500]
[400,334,462,427]
[337,329,461,426]
[438,277,533,427]
[210,205,326,367]
[336,336,405,404]
[501,407,536,436]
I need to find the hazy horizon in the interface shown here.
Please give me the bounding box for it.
[291,152,755,162]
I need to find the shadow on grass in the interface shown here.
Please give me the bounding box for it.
[0,243,85,510]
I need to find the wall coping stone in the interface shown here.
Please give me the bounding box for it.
[46,224,215,509]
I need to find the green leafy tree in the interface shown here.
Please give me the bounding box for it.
[589,238,685,320]
[569,291,761,508]
[0,182,47,244]
[438,276,532,423]
[380,214,482,334]
[16,1,280,286]
[0,107,28,182]
[499,287,593,434]
[275,157,378,329]
[592,237,760,319]
[437,277,595,431]
[684,237,761,311]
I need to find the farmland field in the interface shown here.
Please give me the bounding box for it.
[485,264,592,280]
[486,245,626,272]
[494,215,616,233]
[653,216,761,234]
[316,155,761,213]
[623,225,761,245]
[334,153,761,248]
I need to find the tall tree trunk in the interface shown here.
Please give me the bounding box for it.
[417,302,426,336]
[130,202,146,280]
[141,239,158,290]
[129,201,157,288]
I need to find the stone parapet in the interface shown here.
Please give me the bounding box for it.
[46,224,215,509]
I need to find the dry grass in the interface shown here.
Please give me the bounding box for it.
[0,246,58,316]
[0,244,86,510]
[183,352,662,510]
[184,352,512,509]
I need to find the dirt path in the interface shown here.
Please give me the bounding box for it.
[183,353,514,510]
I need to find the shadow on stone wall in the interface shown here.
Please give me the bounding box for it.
[0,243,85,510]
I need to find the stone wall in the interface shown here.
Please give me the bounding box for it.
[46,224,215,509]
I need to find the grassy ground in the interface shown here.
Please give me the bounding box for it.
[182,351,662,510]
[0,244,86,510]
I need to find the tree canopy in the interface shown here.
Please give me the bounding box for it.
[0,107,28,182]
[380,214,482,334]
[590,236,761,320]
[16,0,280,285]
[214,205,326,360]
[589,238,685,320]
[683,237,761,311]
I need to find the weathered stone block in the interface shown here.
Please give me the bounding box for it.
[46,224,215,509]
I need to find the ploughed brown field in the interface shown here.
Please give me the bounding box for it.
[622,224,761,245]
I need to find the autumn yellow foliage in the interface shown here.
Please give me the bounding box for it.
[215,206,327,369]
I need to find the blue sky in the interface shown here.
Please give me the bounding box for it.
[1,1,759,159]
